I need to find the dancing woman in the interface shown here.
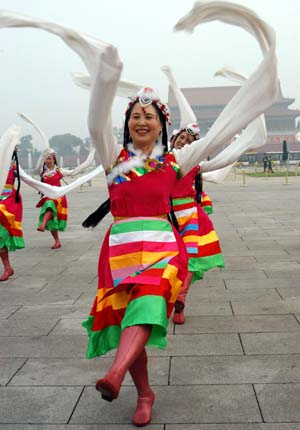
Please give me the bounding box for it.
[0,145,25,280]
[36,151,67,249]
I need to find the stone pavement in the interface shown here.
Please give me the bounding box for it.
[1,171,300,429]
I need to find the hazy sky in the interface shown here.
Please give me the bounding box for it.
[1,0,299,147]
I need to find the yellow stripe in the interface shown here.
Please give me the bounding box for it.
[183,230,218,246]
[201,196,211,202]
[177,214,198,225]
[162,264,182,303]
[58,208,68,215]
[110,250,177,270]
[96,288,131,312]
[0,204,22,230]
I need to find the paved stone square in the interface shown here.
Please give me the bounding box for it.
[1,172,300,428]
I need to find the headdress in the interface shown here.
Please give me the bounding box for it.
[183,123,200,138]
[125,87,171,124]
[173,123,200,141]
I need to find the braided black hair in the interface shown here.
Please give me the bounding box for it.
[12,150,21,203]
[195,172,203,204]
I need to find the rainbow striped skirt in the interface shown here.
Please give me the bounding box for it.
[36,196,68,231]
[172,197,224,282]
[82,217,188,358]
[0,191,25,251]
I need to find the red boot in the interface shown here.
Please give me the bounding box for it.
[37,209,52,232]
[95,325,151,402]
[173,271,193,325]
[130,349,155,427]
[0,249,14,281]
[50,230,61,249]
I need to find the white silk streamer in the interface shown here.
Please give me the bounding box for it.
[0,126,21,192]
[19,164,104,199]
[17,112,96,176]
[161,65,197,127]
[71,72,144,98]
[200,66,267,173]
[173,1,278,173]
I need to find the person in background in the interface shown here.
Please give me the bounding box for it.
[0,149,25,281]
[36,151,67,249]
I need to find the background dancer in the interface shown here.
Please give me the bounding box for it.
[0,148,25,281]
[171,123,224,324]
[36,151,67,249]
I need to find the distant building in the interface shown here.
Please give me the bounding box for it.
[168,84,300,154]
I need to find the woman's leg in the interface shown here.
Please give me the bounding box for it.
[173,271,194,324]
[37,209,53,232]
[0,247,14,281]
[50,230,61,249]
[129,348,155,427]
[96,324,151,402]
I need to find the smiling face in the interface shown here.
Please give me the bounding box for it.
[173,131,196,149]
[45,154,55,169]
[128,102,163,153]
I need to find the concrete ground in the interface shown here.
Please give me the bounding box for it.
[1,171,300,429]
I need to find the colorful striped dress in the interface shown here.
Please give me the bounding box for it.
[0,163,25,251]
[82,148,188,358]
[172,166,224,283]
[36,169,68,231]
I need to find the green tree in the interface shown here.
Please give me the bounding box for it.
[18,134,33,157]
[49,133,85,157]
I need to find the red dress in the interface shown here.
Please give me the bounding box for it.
[0,163,25,251]
[82,149,188,358]
[36,169,68,231]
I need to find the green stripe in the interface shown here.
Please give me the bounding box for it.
[111,219,171,234]
[189,253,225,284]
[0,224,25,252]
[82,295,169,358]
[122,295,168,349]
[172,197,194,205]
[203,206,214,215]
[82,317,122,358]
[38,201,67,232]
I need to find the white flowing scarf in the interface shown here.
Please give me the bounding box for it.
[17,112,96,176]
[0,126,21,193]
[172,1,278,173]
[200,67,267,173]
[161,63,266,182]
[19,164,104,199]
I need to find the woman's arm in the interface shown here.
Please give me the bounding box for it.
[88,46,123,170]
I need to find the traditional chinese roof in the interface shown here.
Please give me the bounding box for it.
[168,84,300,119]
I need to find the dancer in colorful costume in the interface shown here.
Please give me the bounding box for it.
[0,1,278,426]
[36,151,67,249]
[171,123,214,213]
[170,123,224,324]
[0,128,24,281]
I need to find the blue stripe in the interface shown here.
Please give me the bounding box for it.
[187,247,198,254]
[181,224,198,233]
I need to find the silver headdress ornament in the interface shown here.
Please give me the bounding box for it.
[125,87,171,124]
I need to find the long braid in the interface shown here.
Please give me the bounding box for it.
[82,198,110,228]
[12,150,21,203]
[195,172,203,204]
